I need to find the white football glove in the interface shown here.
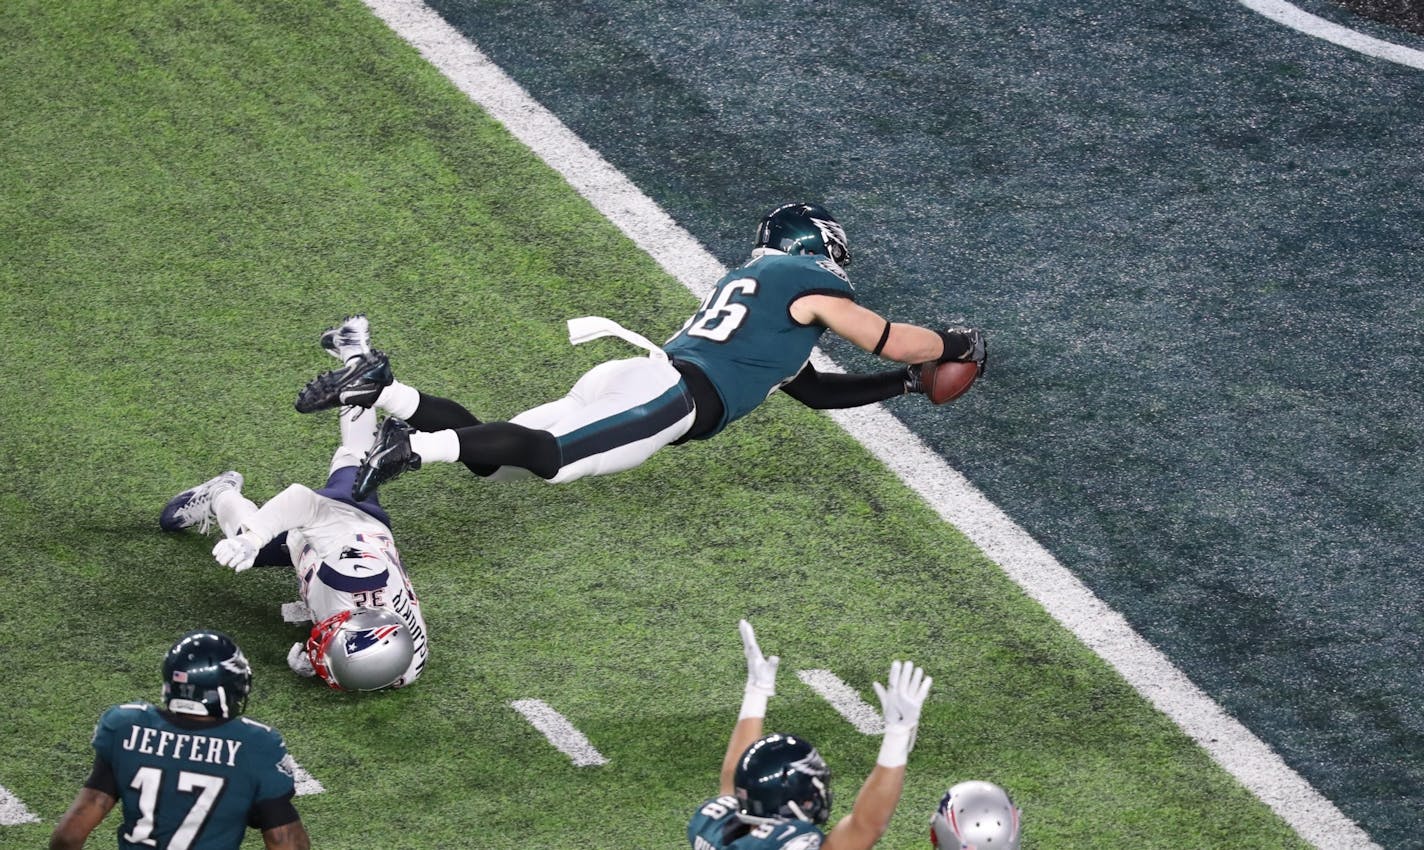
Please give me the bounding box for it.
[872,659,933,767]
[287,642,316,678]
[212,535,259,572]
[738,619,779,719]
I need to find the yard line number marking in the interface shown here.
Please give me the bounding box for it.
[0,785,39,826]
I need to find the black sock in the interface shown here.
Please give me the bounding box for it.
[456,422,561,480]
[408,392,482,432]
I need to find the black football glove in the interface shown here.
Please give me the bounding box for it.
[936,327,987,377]
[902,363,926,395]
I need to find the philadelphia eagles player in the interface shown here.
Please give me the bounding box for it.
[159,319,427,691]
[686,620,932,850]
[290,202,987,499]
[49,631,310,850]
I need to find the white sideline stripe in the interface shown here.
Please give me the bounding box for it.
[510,699,609,767]
[1239,0,1424,70]
[360,2,1378,846]
[0,785,39,826]
[797,670,884,735]
[292,761,324,796]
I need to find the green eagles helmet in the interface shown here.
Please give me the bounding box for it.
[162,630,252,719]
[755,202,852,268]
[734,733,833,825]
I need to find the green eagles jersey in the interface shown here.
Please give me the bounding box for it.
[90,702,296,850]
[688,796,824,849]
[663,252,854,437]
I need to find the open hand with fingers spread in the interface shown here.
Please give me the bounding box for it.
[873,659,933,767]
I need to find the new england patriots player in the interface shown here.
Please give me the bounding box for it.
[291,203,987,499]
[49,631,310,850]
[687,620,933,850]
[159,318,427,691]
[929,780,1022,849]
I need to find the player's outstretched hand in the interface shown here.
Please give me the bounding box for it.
[740,619,779,698]
[212,536,258,572]
[939,327,988,376]
[872,660,933,766]
[287,643,316,677]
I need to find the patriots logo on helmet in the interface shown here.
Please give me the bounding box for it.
[344,624,400,655]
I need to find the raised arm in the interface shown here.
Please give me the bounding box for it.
[824,661,933,850]
[720,619,780,795]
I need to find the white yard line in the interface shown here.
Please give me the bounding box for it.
[797,670,885,735]
[510,699,609,767]
[359,2,1380,845]
[1239,0,1424,70]
[0,785,39,826]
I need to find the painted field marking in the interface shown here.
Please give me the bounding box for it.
[359,2,1380,846]
[0,785,39,826]
[509,699,609,767]
[798,670,884,735]
[291,760,325,796]
[1239,0,1424,70]
[281,601,313,624]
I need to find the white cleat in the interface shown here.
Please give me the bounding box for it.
[319,314,372,362]
[159,471,243,533]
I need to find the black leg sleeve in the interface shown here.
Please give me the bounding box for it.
[406,392,482,432]
[455,422,562,480]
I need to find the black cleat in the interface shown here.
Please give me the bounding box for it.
[295,349,393,413]
[353,417,421,500]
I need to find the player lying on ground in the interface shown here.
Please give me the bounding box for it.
[292,202,987,499]
[685,620,931,850]
[50,630,311,850]
[159,319,428,691]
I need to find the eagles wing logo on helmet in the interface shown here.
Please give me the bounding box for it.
[789,750,828,779]
[221,649,251,676]
[809,216,848,264]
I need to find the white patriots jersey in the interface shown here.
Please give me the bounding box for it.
[237,483,430,687]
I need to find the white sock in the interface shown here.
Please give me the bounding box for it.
[377,380,421,420]
[339,405,378,457]
[410,430,460,463]
[213,490,258,539]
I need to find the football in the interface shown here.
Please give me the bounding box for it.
[920,360,979,405]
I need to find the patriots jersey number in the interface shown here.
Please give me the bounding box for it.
[683,279,758,342]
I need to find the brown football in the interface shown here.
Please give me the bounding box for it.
[921,360,979,405]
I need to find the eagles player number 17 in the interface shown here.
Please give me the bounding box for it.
[123,767,225,848]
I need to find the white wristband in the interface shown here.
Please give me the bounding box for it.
[739,689,770,720]
[876,725,916,768]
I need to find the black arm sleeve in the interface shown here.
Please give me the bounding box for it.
[248,793,301,831]
[83,756,118,798]
[780,364,910,409]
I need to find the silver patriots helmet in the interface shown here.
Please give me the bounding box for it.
[930,780,1021,849]
[307,607,413,691]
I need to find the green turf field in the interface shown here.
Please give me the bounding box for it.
[0,0,1313,847]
